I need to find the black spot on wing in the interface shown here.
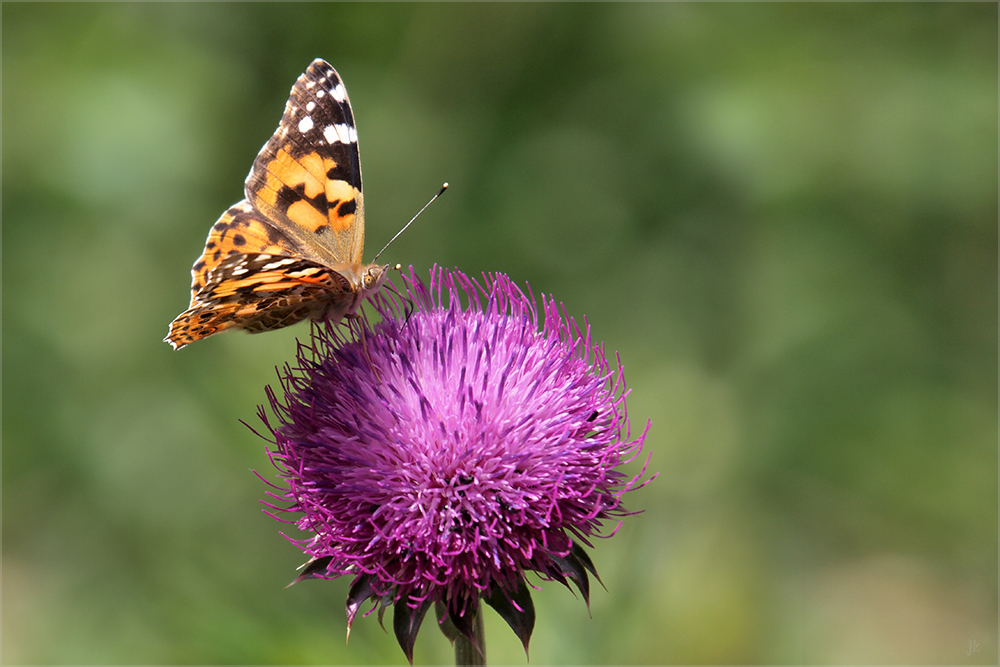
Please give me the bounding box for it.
[337,199,356,217]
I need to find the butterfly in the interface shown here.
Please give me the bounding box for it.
[165,59,389,350]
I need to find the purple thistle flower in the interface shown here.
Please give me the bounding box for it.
[258,266,653,663]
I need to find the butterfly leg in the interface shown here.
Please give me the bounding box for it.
[383,278,416,330]
[347,313,382,384]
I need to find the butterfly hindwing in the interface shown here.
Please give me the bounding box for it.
[168,253,355,348]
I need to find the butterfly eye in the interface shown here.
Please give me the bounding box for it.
[362,266,383,290]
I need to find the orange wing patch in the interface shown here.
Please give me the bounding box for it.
[286,199,328,233]
[324,178,360,234]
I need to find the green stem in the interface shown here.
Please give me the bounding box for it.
[454,608,486,666]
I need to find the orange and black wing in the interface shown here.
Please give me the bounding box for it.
[245,58,366,269]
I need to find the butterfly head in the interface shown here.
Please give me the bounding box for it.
[362,263,390,296]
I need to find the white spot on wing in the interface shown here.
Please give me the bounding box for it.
[323,123,357,145]
[306,101,316,112]
[298,116,314,133]
[289,268,323,279]
[262,259,297,271]
[330,83,347,102]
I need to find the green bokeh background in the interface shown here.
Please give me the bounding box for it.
[4,4,996,664]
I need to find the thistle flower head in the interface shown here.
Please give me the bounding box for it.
[260,266,653,662]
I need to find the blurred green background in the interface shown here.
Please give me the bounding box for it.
[4,4,996,664]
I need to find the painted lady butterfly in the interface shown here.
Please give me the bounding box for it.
[165,59,388,350]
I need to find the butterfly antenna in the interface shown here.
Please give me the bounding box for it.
[372,183,448,262]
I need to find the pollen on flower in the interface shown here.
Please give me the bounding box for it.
[258,266,654,663]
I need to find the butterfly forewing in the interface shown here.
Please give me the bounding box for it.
[245,59,365,268]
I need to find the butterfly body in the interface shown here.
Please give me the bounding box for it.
[166,59,385,350]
